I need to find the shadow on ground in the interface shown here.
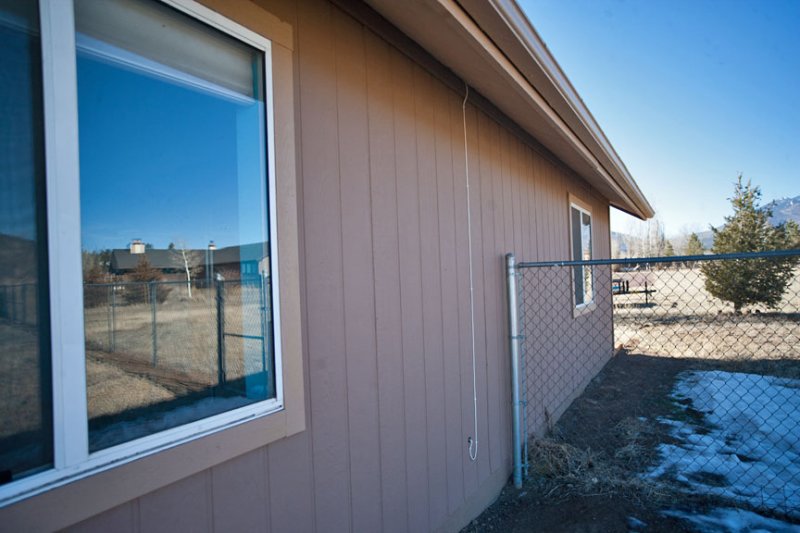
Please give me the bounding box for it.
[463,352,800,532]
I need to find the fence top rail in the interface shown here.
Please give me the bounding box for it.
[0,282,38,289]
[83,279,205,288]
[515,248,800,269]
[83,276,267,289]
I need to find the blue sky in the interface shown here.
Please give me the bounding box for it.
[78,51,268,252]
[518,0,800,235]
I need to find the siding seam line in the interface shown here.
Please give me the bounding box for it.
[333,12,355,532]
[387,48,410,532]
[412,64,432,530]
[361,23,385,531]
[295,5,318,531]
[433,78,451,526]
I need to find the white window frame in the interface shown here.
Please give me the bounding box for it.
[0,0,284,506]
[569,196,595,316]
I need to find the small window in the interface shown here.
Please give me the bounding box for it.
[570,201,593,309]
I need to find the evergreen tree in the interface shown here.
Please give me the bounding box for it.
[127,257,171,303]
[701,176,800,311]
[684,233,705,256]
[130,256,161,283]
[663,241,675,257]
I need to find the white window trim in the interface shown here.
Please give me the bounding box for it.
[569,196,595,317]
[0,0,284,507]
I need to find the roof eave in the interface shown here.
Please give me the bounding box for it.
[363,0,654,219]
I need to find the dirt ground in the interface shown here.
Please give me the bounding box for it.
[463,352,800,532]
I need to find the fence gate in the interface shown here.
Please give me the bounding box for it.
[507,250,800,517]
[216,276,273,399]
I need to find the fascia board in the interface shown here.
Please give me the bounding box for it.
[364,0,654,219]
[477,0,654,218]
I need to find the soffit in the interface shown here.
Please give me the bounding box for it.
[363,0,654,219]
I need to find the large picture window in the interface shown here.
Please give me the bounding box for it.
[0,0,283,504]
[0,0,53,483]
[76,0,275,452]
[570,201,593,309]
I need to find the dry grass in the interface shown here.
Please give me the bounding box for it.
[83,286,222,381]
[0,281,271,459]
[83,282,268,386]
[614,266,800,362]
[612,417,650,465]
[85,357,175,419]
[525,429,678,507]
[0,322,44,440]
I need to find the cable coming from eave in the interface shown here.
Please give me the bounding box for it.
[463,82,479,462]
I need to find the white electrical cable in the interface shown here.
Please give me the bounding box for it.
[463,82,479,462]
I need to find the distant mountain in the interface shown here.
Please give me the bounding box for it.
[765,195,800,226]
[613,194,798,257]
[663,231,713,255]
[696,195,800,250]
[694,230,714,250]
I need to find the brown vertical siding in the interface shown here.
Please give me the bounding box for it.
[391,48,431,533]
[266,428,315,532]
[138,472,213,532]
[64,0,615,531]
[210,449,270,532]
[335,10,384,533]
[414,64,449,529]
[297,1,351,531]
[365,30,408,533]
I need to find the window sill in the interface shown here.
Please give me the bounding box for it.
[1,393,304,530]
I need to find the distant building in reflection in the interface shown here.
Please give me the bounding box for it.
[129,239,146,255]
[110,242,269,280]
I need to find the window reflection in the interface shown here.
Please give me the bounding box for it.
[0,0,54,482]
[76,0,275,452]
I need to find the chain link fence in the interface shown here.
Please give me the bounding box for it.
[83,277,271,393]
[0,283,38,327]
[509,250,800,517]
[81,276,274,451]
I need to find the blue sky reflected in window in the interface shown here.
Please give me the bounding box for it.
[76,13,274,450]
[77,44,268,252]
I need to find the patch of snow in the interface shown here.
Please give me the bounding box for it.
[656,417,684,428]
[663,507,800,533]
[627,516,647,530]
[648,370,800,516]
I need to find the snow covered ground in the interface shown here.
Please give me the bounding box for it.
[663,507,800,532]
[648,370,800,518]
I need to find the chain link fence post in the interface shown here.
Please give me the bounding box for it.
[507,253,523,489]
[150,281,157,367]
[216,278,226,388]
[110,284,116,352]
[106,285,113,351]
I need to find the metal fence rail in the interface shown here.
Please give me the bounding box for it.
[508,250,800,517]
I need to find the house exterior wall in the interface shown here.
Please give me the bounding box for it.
[5,0,612,530]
